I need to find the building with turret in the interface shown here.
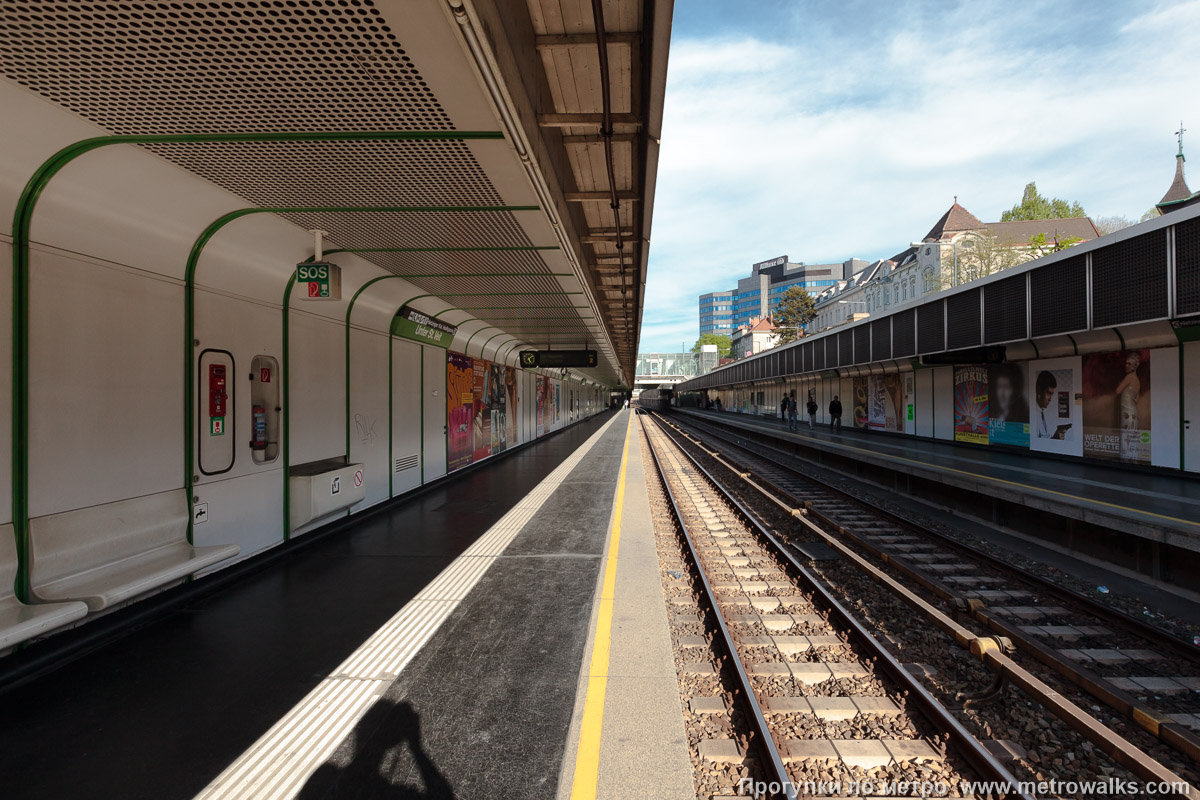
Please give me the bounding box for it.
[1157,123,1199,215]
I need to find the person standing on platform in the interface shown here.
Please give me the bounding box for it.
[787,394,798,432]
[780,396,788,424]
[829,395,843,432]
[806,396,818,430]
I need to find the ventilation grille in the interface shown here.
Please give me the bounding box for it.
[802,341,813,372]
[872,318,891,360]
[0,1,454,134]
[1030,255,1087,337]
[395,454,419,473]
[814,340,826,371]
[946,288,981,350]
[984,273,1028,343]
[853,327,870,364]
[1174,217,1200,316]
[917,302,945,354]
[786,347,797,375]
[1092,232,1167,327]
[838,331,852,367]
[892,309,916,357]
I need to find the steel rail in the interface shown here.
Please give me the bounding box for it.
[637,413,797,799]
[655,411,1197,794]
[670,410,1200,764]
[645,413,1035,798]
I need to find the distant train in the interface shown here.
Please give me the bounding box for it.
[636,387,673,412]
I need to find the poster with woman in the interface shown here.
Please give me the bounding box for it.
[446,352,474,471]
[953,366,989,444]
[987,363,1029,447]
[1083,349,1151,463]
[1028,356,1083,457]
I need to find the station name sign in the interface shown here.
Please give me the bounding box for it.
[296,261,342,300]
[519,350,598,369]
[391,305,458,348]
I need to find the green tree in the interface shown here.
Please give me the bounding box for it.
[772,286,816,344]
[999,182,1086,221]
[1027,231,1083,259]
[939,233,1022,288]
[691,333,731,357]
[1141,207,1162,222]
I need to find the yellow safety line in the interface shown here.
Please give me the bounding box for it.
[711,412,1200,530]
[569,412,634,800]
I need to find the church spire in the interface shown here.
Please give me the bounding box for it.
[1157,123,1192,212]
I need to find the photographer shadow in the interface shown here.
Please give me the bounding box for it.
[297,700,455,799]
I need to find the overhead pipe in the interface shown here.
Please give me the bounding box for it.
[591,0,634,367]
[445,0,625,383]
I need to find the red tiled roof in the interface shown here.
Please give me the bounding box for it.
[921,203,985,241]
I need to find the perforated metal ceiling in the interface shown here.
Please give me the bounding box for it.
[0,0,626,382]
[2,1,453,134]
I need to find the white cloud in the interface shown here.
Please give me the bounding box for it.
[640,1,1200,351]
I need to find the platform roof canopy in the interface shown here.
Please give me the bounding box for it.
[0,0,670,386]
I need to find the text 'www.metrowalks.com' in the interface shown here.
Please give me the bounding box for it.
[737,777,1194,797]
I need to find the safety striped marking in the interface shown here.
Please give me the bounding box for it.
[569,412,634,800]
[194,413,622,800]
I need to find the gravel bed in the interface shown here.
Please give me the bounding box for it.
[642,421,979,798]
[662,415,1200,797]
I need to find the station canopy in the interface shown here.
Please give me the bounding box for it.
[0,0,671,386]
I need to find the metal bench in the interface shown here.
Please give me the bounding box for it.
[28,491,240,612]
[1,523,88,648]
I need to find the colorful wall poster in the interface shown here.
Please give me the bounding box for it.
[471,359,492,462]
[867,374,907,432]
[446,352,474,472]
[1082,349,1152,463]
[504,366,519,447]
[536,375,547,437]
[554,381,561,425]
[953,366,989,444]
[987,363,1029,447]
[851,376,869,429]
[1028,356,1083,457]
[486,361,508,454]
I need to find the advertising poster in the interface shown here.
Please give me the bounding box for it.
[472,359,492,462]
[987,363,1029,447]
[487,361,508,454]
[953,366,989,444]
[554,381,562,425]
[867,376,887,431]
[536,375,547,437]
[1029,356,1083,457]
[852,376,868,429]
[505,367,519,446]
[446,352,474,472]
[1082,349,1152,463]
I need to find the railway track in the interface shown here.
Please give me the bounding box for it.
[651,409,1199,794]
[639,413,1030,798]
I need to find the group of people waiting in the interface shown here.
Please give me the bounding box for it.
[779,393,842,433]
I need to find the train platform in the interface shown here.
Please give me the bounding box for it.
[0,409,692,800]
[674,408,1200,585]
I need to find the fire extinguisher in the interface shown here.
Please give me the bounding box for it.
[251,405,267,450]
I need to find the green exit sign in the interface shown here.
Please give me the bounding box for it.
[296,262,342,300]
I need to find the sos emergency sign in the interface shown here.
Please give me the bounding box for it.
[296,261,342,300]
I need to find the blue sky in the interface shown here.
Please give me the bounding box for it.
[639,0,1200,352]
